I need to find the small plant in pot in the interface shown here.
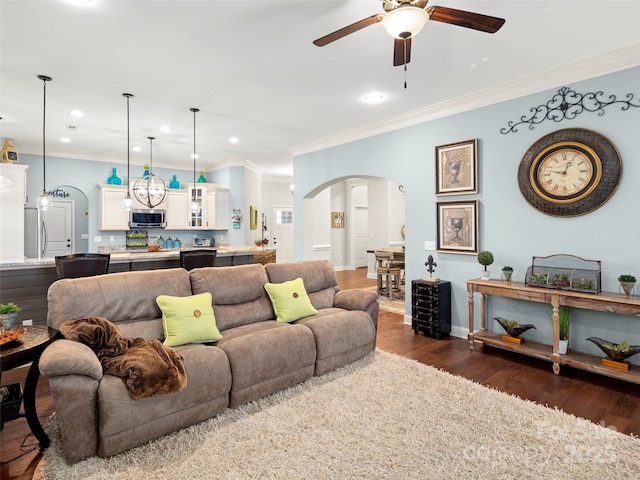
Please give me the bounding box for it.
[501,266,513,282]
[618,274,636,296]
[547,305,570,354]
[558,306,570,354]
[477,251,494,280]
[0,302,21,332]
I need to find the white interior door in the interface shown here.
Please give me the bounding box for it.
[272,206,293,263]
[43,200,74,257]
[354,207,368,268]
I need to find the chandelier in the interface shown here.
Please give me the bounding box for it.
[133,136,167,208]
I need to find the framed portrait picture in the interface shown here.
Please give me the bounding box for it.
[436,200,479,254]
[435,138,478,195]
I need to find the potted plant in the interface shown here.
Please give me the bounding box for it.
[501,266,513,282]
[0,302,21,331]
[477,251,494,280]
[558,306,570,354]
[618,274,636,296]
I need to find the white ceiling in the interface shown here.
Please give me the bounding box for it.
[1,1,639,179]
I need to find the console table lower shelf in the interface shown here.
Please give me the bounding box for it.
[473,331,640,384]
[467,279,640,386]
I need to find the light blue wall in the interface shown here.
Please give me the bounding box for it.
[293,67,640,360]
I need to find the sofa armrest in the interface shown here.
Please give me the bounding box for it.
[334,289,377,312]
[335,289,379,331]
[40,339,103,464]
[40,339,103,381]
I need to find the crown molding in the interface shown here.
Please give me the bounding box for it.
[292,44,640,157]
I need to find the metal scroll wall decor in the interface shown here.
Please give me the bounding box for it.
[501,86,640,134]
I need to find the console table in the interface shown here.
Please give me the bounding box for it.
[467,279,640,384]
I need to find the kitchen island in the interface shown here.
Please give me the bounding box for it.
[0,247,276,327]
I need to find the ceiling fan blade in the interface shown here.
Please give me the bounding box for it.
[313,14,384,47]
[393,37,412,67]
[427,6,505,34]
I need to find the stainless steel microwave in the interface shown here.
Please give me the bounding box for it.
[130,209,166,228]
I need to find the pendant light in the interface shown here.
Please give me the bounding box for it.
[121,93,134,211]
[133,136,166,208]
[36,75,52,210]
[189,107,201,214]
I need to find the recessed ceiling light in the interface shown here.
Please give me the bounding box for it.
[160,125,171,133]
[363,93,384,104]
[60,137,71,143]
[132,146,142,152]
[70,110,84,118]
[229,137,239,144]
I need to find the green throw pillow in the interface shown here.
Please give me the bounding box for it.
[264,277,318,323]
[156,292,222,347]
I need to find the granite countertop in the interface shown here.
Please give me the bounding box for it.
[1,246,274,268]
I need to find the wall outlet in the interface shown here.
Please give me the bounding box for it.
[81,233,89,240]
[425,240,436,251]
[94,235,102,242]
[23,319,33,326]
[109,236,115,242]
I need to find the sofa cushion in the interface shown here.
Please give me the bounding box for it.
[264,277,318,323]
[265,261,339,310]
[97,343,232,457]
[156,293,222,347]
[216,322,316,407]
[189,264,275,330]
[47,268,192,335]
[295,309,376,375]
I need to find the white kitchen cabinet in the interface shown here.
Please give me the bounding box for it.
[0,164,29,262]
[99,184,170,230]
[164,189,189,230]
[186,183,224,230]
[98,185,129,230]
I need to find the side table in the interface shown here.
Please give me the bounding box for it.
[0,325,59,448]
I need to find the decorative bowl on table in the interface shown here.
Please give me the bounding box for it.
[494,317,537,338]
[586,337,640,362]
[0,327,26,346]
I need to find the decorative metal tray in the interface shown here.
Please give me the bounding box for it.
[525,254,601,294]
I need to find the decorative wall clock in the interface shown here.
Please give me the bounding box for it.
[517,128,621,217]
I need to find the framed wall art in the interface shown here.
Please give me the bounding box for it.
[435,138,478,195]
[250,206,258,230]
[331,211,344,228]
[436,200,479,254]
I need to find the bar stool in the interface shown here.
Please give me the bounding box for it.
[180,249,217,271]
[55,253,111,279]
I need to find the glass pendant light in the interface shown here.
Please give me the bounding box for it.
[189,107,201,214]
[122,93,134,211]
[133,136,167,208]
[37,75,53,210]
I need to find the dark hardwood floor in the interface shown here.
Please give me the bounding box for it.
[1,267,638,479]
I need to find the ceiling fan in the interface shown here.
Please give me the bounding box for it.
[313,0,505,68]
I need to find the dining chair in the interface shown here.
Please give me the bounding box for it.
[374,251,402,301]
[180,249,217,271]
[55,253,111,279]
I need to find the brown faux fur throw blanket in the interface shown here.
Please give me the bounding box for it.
[59,316,187,400]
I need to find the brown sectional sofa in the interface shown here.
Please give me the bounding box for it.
[40,260,378,464]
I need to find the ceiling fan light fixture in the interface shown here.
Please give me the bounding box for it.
[382,6,429,39]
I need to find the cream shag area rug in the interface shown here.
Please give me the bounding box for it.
[40,350,640,480]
